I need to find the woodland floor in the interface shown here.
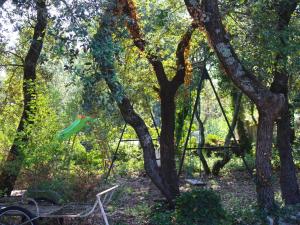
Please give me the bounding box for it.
[49,169,300,225]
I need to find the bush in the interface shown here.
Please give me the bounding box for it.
[150,202,174,225]
[150,189,231,225]
[174,189,230,225]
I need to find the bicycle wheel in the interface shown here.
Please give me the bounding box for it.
[0,206,37,225]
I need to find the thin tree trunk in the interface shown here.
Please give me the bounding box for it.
[195,107,210,175]
[250,103,258,126]
[237,101,252,155]
[212,91,242,176]
[0,0,47,195]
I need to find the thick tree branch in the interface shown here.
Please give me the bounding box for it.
[184,0,284,112]
[171,24,195,89]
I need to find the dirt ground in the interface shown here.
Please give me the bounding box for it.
[12,170,300,225]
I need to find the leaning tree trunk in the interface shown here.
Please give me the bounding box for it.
[212,90,242,176]
[0,0,47,196]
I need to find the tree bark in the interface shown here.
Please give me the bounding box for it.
[184,0,285,210]
[212,90,242,176]
[275,103,300,204]
[160,89,180,197]
[256,111,276,209]
[270,0,300,205]
[0,0,47,196]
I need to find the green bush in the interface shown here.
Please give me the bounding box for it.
[150,189,231,225]
[174,189,230,225]
[150,202,174,225]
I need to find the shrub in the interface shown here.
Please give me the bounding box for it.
[174,189,230,225]
[150,189,231,225]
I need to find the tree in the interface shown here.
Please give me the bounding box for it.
[270,0,300,204]
[91,0,195,205]
[184,0,285,210]
[0,0,47,195]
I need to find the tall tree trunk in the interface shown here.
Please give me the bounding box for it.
[212,90,242,176]
[0,0,47,195]
[256,111,276,209]
[276,103,300,204]
[160,91,180,197]
[270,0,300,205]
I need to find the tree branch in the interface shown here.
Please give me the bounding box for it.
[0,64,23,67]
[171,24,195,89]
[184,0,284,112]
[118,0,168,86]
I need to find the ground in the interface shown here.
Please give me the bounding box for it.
[58,169,299,225]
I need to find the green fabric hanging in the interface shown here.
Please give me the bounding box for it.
[57,116,94,141]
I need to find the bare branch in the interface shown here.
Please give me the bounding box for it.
[0,64,23,67]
